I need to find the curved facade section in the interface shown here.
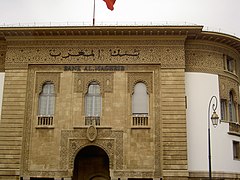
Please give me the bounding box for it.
[186,73,240,178]
[185,32,240,179]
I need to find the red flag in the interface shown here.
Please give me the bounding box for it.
[103,0,116,10]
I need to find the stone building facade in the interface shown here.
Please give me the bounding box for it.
[0,26,239,180]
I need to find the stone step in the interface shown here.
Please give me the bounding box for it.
[1,114,25,119]
[1,118,23,124]
[0,164,20,169]
[0,146,21,150]
[0,155,20,159]
[0,140,21,146]
[0,137,22,141]
[0,149,20,155]
[0,169,19,176]
[0,124,23,128]
[0,176,19,180]
[1,111,25,115]
[0,128,22,132]
[0,132,22,137]
[0,120,23,124]
[0,158,19,164]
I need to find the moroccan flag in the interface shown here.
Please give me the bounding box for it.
[103,0,116,10]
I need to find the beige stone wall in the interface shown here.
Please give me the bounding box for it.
[0,69,28,179]
[0,33,189,179]
[161,69,188,179]
[0,27,239,180]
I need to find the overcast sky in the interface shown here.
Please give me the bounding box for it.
[0,0,239,37]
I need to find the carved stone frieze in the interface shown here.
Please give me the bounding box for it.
[35,72,61,93]
[127,72,153,93]
[74,72,113,94]
[185,50,223,73]
[5,39,185,69]
[185,41,240,60]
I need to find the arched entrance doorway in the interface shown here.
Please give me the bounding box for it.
[73,145,110,180]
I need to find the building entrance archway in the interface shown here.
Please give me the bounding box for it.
[73,145,110,180]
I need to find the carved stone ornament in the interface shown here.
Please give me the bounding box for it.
[35,72,61,93]
[128,72,153,93]
[74,72,113,94]
[87,125,97,142]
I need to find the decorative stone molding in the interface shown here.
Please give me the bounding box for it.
[6,39,185,47]
[127,72,153,93]
[74,72,113,94]
[219,75,239,101]
[60,128,123,172]
[35,72,61,93]
[87,125,97,142]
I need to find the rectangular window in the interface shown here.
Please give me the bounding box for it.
[233,141,240,160]
[226,55,235,73]
[221,99,227,120]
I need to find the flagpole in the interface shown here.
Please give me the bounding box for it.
[93,0,96,26]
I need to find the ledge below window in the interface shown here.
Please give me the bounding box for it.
[36,125,54,129]
[73,126,112,129]
[228,122,240,137]
[131,126,151,129]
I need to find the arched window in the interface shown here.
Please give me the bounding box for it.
[229,91,237,122]
[132,82,149,126]
[38,82,55,126]
[132,82,149,115]
[38,82,55,116]
[85,82,101,125]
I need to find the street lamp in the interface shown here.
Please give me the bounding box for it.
[208,96,220,180]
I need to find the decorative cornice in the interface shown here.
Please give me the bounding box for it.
[187,31,240,54]
[0,26,202,38]
[0,26,239,53]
